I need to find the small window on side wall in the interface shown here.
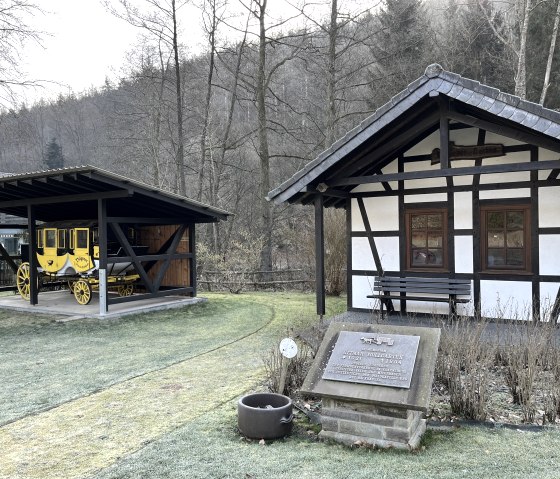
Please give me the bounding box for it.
[481,203,531,273]
[405,207,448,271]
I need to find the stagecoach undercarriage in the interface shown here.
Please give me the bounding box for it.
[16,262,140,305]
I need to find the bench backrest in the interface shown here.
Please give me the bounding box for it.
[374,276,471,296]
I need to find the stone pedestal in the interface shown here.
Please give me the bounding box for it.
[320,398,425,450]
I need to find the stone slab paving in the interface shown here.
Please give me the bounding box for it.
[0,324,266,479]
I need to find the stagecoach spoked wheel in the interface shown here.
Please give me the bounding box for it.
[74,280,92,305]
[16,262,32,300]
[117,284,134,297]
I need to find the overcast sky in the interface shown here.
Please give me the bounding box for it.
[19,0,370,106]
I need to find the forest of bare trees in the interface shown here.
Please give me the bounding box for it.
[1,0,560,286]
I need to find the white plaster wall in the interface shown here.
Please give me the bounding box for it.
[351,275,376,309]
[405,130,438,156]
[375,236,400,271]
[454,192,472,229]
[538,147,559,180]
[404,160,447,189]
[485,132,524,146]
[480,189,530,200]
[352,237,375,271]
[541,282,560,319]
[480,280,533,319]
[540,235,560,275]
[449,159,474,186]
[455,236,473,274]
[450,127,478,145]
[351,158,399,193]
[480,152,531,185]
[539,187,560,227]
[404,193,448,203]
[351,197,398,231]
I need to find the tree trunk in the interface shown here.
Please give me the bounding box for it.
[172,0,186,195]
[540,0,560,105]
[515,0,531,99]
[197,0,218,202]
[256,0,273,278]
[326,0,338,147]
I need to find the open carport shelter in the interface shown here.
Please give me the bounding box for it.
[0,166,229,315]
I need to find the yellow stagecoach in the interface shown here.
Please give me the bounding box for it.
[16,222,145,305]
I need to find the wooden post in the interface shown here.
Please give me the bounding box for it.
[315,194,325,317]
[189,224,196,297]
[98,199,108,315]
[27,205,38,305]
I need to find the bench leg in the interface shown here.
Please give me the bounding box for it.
[449,296,457,320]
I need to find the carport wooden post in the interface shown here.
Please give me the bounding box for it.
[98,199,108,315]
[27,205,38,305]
[315,194,325,317]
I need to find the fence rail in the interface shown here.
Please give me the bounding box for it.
[198,269,314,292]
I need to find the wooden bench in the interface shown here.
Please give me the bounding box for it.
[367,276,471,318]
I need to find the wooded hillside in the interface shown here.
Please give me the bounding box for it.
[0,0,558,285]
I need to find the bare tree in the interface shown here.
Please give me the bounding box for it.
[0,0,43,107]
[104,0,188,194]
[540,0,560,104]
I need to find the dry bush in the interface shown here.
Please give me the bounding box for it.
[496,319,556,422]
[436,318,494,420]
[263,339,312,397]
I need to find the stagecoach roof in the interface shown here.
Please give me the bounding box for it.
[0,165,230,223]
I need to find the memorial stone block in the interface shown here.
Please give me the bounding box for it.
[301,323,440,450]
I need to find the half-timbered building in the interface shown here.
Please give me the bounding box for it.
[268,64,560,320]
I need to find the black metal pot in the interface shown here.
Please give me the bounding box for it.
[238,393,294,440]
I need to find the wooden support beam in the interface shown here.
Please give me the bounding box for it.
[329,159,560,187]
[447,108,560,153]
[315,195,325,317]
[27,205,38,305]
[98,198,108,315]
[0,189,131,209]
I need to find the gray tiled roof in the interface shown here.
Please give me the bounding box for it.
[268,64,560,205]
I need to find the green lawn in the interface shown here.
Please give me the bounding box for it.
[2,292,560,479]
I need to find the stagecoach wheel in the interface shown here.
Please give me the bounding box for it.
[74,280,92,305]
[117,284,134,297]
[16,262,31,300]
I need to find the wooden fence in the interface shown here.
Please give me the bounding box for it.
[197,269,315,292]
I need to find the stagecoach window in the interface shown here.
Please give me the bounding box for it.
[92,228,98,244]
[45,229,56,248]
[37,230,43,248]
[481,203,531,273]
[76,229,88,249]
[58,230,66,249]
[405,207,448,271]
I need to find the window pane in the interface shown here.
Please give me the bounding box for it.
[507,230,524,248]
[488,249,506,266]
[507,211,524,230]
[487,211,504,229]
[507,249,524,267]
[427,214,442,229]
[413,249,429,265]
[427,233,443,248]
[411,215,426,229]
[45,230,56,248]
[76,230,88,249]
[488,232,504,248]
[58,230,66,248]
[431,249,444,266]
[411,232,426,248]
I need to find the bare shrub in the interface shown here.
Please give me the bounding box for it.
[263,339,312,397]
[197,231,263,293]
[497,319,555,423]
[323,209,346,296]
[436,317,494,420]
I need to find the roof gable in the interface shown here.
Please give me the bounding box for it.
[268,64,560,206]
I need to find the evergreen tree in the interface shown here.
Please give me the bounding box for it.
[44,138,64,170]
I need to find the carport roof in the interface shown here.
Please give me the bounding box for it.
[0,165,230,223]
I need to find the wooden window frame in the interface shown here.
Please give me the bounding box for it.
[405,207,448,272]
[480,203,531,274]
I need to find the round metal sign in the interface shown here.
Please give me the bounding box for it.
[279,338,298,359]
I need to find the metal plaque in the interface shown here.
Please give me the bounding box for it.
[322,331,420,389]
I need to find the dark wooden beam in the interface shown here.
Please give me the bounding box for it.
[0,189,131,209]
[315,195,325,316]
[548,169,560,180]
[190,225,196,296]
[329,159,560,187]
[98,198,108,314]
[27,205,38,305]
[447,108,560,153]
